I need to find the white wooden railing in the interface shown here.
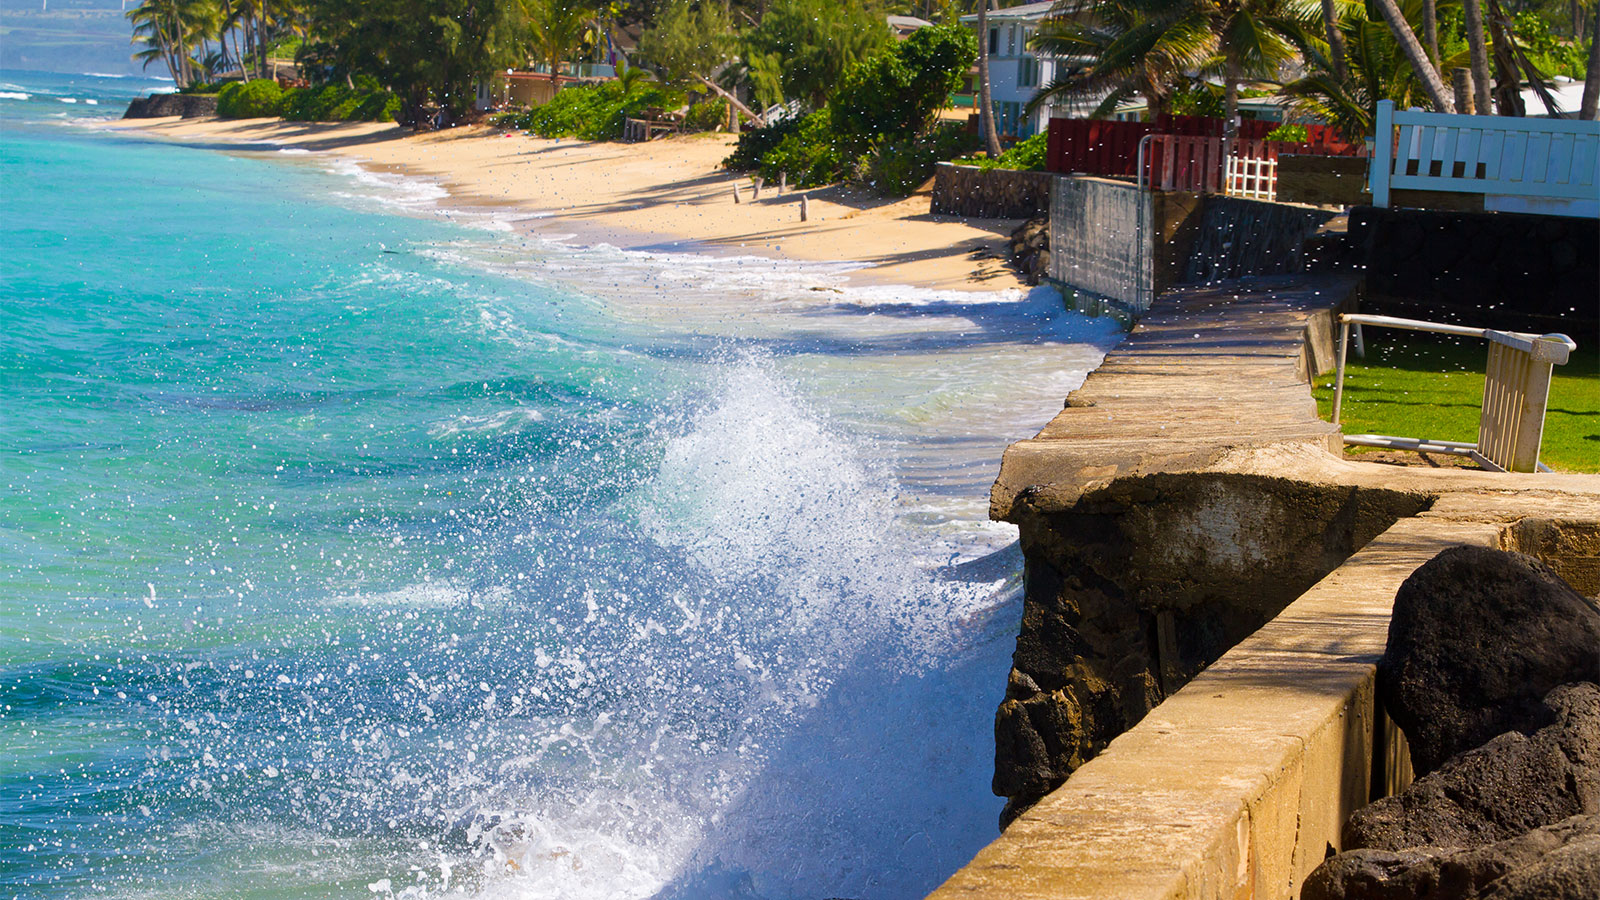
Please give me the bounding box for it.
[1332,313,1578,473]
[1369,100,1600,218]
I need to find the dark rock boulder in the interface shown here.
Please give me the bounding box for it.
[1304,813,1600,900]
[123,94,218,119]
[1377,546,1600,775]
[1346,683,1600,851]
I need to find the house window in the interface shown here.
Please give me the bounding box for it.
[989,28,999,55]
[1007,25,1016,55]
[1018,55,1040,88]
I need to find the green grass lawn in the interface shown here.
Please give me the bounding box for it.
[1311,335,1600,473]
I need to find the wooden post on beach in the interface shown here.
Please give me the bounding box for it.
[800,194,809,222]
[779,172,786,194]
[752,177,763,200]
[733,183,741,204]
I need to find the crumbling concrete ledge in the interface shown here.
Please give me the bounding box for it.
[930,274,1600,899]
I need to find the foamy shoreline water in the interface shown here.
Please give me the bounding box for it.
[100,114,1031,291]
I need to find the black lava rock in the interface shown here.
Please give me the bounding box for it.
[1377,547,1600,775]
[1303,814,1600,900]
[1345,683,1600,851]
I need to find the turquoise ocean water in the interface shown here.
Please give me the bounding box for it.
[0,70,1121,900]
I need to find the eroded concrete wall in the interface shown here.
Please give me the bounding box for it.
[995,474,1432,825]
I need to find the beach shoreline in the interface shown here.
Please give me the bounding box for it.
[104,116,1028,292]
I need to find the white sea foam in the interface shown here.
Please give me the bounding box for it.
[0,91,29,101]
[429,407,547,437]
[59,97,79,104]
[324,157,451,212]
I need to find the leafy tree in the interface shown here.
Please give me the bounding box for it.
[725,23,978,192]
[743,0,892,107]
[300,0,527,125]
[636,0,735,85]
[831,23,977,140]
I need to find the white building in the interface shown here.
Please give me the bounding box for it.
[959,1,1091,139]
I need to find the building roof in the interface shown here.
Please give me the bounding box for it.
[959,1,1063,24]
[887,14,934,32]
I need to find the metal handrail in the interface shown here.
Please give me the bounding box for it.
[1331,313,1577,472]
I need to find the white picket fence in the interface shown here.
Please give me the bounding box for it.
[1369,100,1600,218]
[1224,153,1278,200]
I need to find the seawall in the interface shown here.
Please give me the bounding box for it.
[933,273,1600,898]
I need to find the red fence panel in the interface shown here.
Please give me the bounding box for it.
[1048,115,1367,180]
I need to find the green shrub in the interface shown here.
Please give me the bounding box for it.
[217,79,284,118]
[754,109,861,187]
[830,25,976,144]
[723,24,977,195]
[954,130,1047,171]
[724,114,804,171]
[1265,123,1309,142]
[279,84,400,122]
[495,81,683,141]
[683,98,728,133]
[863,123,979,195]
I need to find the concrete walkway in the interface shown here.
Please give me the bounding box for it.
[934,274,1600,900]
[991,274,1351,521]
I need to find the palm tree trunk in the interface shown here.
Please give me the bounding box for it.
[1462,0,1493,114]
[977,0,1002,157]
[1371,0,1454,112]
[1485,0,1523,116]
[1223,57,1240,141]
[1582,11,1599,119]
[1422,0,1440,69]
[1320,0,1348,81]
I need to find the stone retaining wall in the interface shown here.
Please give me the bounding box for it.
[1183,196,1340,283]
[930,163,1054,219]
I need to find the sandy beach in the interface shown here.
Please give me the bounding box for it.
[106,116,1026,291]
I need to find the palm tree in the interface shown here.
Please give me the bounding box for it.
[1461,0,1492,113]
[1027,0,1213,120]
[1193,0,1321,138]
[977,0,1003,156]
[1370,0,1453,110]
[1582,12,1598,119]
[1319,0,1348,80]
[128,0,212,85]
[525,0,595,84]
[1029,0,1313,137]
[1281,0,1457,136]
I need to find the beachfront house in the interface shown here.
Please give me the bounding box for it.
[958,1,1090,139]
